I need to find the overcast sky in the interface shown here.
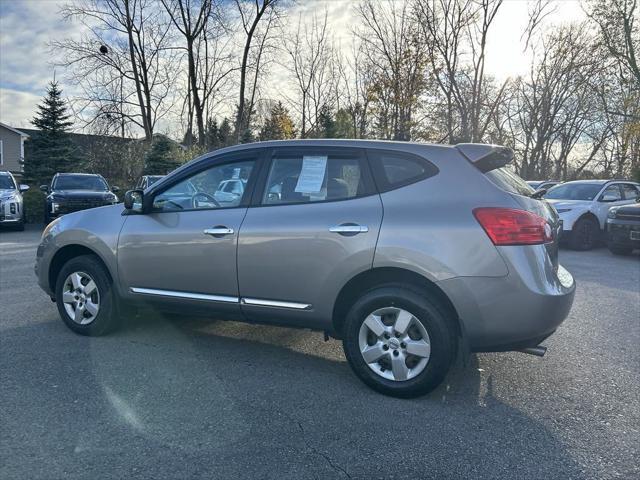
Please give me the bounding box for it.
[0,0,586,133]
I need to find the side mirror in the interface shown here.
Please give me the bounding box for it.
[124,189,144,212]
[600,193,619,202]
[111,186,120,193]
[39,185,49,193]
[19,184,30,192]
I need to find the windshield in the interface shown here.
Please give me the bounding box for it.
[485,167,534,196]
[53,175,109,191]
[544,183,603,201]
[0,175,16,190]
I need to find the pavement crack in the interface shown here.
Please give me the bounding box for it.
[295,418,352,479]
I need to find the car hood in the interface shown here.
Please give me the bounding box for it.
[0,188,19,199]
[546,199,591,210]
[50,190,114,201]
[613,203,640,217]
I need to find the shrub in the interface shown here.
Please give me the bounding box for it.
[22,187,45,224]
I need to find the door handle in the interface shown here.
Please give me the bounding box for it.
[329,224,369,235]
[203,227,234,237]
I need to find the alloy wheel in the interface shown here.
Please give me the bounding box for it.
[358,307,431,381]
[61,271,100,325]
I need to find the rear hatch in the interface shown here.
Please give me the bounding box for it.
[456,144,561,270]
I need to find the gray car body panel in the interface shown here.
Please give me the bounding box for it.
[36,139,575,352]
[36,204,126,296]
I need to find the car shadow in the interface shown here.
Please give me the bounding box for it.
[1,308,586,479]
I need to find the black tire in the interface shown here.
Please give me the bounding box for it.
[608,244,633,256]
[55,254,120,336]
[342,284,457,398]
[15,220,24,231]
[569,216,599,250]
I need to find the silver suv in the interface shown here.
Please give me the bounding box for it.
[36,140,575,397]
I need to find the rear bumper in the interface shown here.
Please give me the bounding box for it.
[437,245,575,352]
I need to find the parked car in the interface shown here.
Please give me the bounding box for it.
[36,140,575,398]
[40,173,120,225]
[526,180,561,191]
[0,170,29,230]
[606,203,640,255]
[544,180,640,250]
[135,175,164,190]
[214,178,247,206]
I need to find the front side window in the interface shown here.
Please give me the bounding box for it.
[600,185,622,202]
[153,160,254,211]
[262,154,365,205]
[53,175,108,191]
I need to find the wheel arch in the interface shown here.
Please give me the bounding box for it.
[576,210,601,229]
[331,267,461,339]
[48,244,113,294]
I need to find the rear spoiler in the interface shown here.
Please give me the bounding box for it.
[455,143,514,173]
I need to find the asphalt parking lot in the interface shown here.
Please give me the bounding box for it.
[1,226,638,480]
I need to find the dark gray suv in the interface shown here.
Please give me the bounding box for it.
[35,140,575,397]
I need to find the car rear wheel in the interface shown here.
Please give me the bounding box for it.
[569,216,599,250]
[55,255,120,336]
[342,285,456,398]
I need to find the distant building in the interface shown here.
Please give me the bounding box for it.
[0,123,29,179]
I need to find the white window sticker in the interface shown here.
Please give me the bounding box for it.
[295,156,327,193]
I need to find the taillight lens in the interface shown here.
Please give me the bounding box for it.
[473,207,553,246]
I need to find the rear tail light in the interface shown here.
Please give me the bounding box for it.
[473,207,553,246]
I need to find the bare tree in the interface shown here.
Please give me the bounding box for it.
[356,0,428,140]
[586,0,640,88]
[56,0,178,141]
[415,0,505,143]
[233,0,280,142]
[284,10,338,137]
[161,0,237,146]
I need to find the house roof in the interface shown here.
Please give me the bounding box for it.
[0,122,29,137]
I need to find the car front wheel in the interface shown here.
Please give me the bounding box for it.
[55,255,120,336]
[342,285,456,398]
[569,216,599,250]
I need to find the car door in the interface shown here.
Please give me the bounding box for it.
[594,183,625,229]
[117,152,260,317]
[237,146,383,329]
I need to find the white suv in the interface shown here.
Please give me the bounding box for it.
[0,171,29,230]
[544,180,640,250]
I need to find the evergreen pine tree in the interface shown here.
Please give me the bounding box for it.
[259,101,297,140]
[144,135,181,175]
[25,81,79,185]
[317,104,336,138]
[205,117,220,151]
[218,117,233,147]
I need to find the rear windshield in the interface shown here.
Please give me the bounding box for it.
[53,175,109,191]
[485,167,534,196]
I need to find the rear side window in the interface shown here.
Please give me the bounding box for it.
[484,167,534,196]
[368,150,438,192]
[262,153,367,205]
